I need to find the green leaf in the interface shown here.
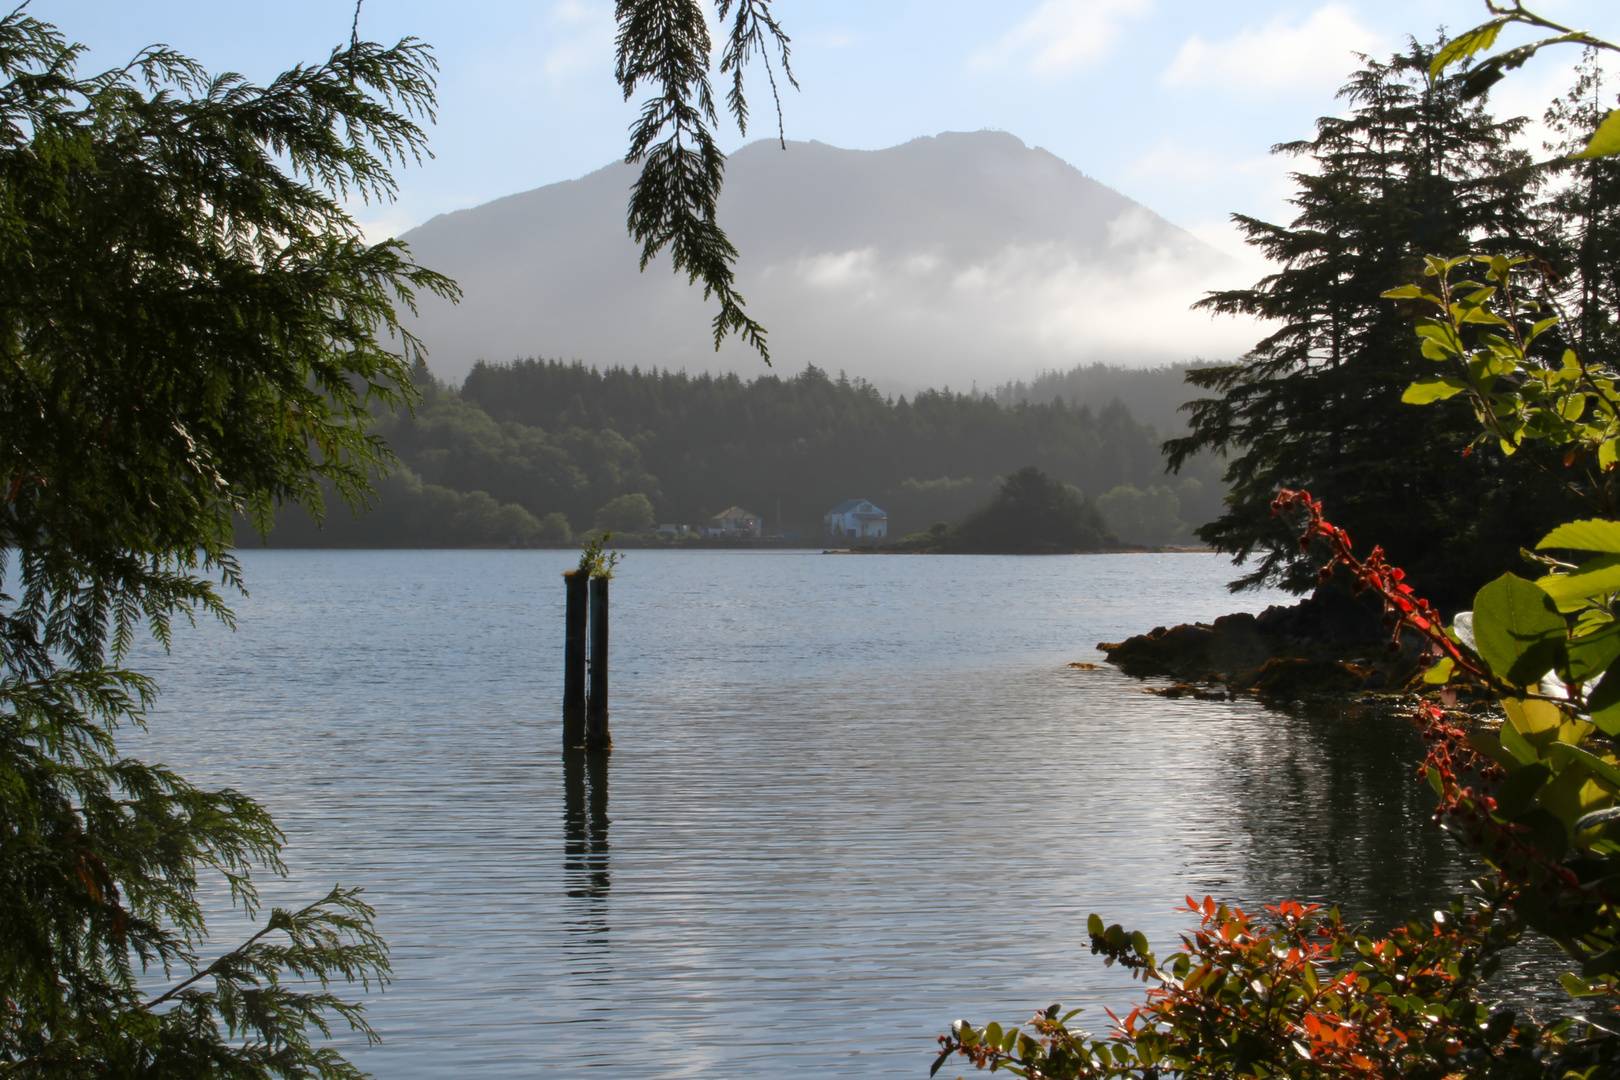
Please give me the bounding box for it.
[1499,716,1540,765]
[1381,284,1437,301]
[1538,520,1620,554]
[1415,319,1462,352]
[1518,807,1570,858]
[1562,972,1604,998]
[1549,743,1620,791]
[1538,555,1620,607]
[1473,574,1567,685]
[1567,624,1620,683]
[1087,913,1103,937]
[1493,761,1552,820]
[1467,731,1518,769]
[1402,376,1469,404]
[1576,608,1614,635]
[1583,947,1620,978]
[1589,673,1620,737]
[1421,337,1457,361]
[1423,656,1455,684]
[1525,317,1562,343]
[1431,20,1505,77]
[1459,305,1510,326]
[1573,108,1620,160]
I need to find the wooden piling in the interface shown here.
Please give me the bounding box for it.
[563,570,588,747]
[586,574,610,748]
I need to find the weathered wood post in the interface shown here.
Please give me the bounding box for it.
[586,574,610,748]
[563,569,588,748]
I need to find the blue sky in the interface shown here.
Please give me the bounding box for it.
[26,0,1620,259]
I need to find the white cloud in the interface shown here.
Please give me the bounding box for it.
[972,0,1152,76]
[761,237,1266,384]
[1162,4,1382,97]
[798,248,879,293]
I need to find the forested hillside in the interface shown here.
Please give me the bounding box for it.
[257,361,1223,547]
[992,361,1215,433]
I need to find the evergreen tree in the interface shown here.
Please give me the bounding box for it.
[0,12,453,1075]
[1166,42,1568,611]
[1542,50,1620,373]
[945,467,1116,554]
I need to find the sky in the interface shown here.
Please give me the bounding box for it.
[24,0,1620,364]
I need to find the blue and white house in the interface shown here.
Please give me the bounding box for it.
[824,499,888,540]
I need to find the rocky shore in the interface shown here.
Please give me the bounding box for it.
[1097,588,1427,700]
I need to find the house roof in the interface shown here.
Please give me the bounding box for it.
[827,498,886,516]
[711,505,758,522]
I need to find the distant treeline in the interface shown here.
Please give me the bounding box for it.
[253,361,1224,548]
[992,361,1218,434]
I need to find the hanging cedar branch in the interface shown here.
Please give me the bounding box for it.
[615,0,795,363]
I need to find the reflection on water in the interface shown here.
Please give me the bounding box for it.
[119,550,1576,1077]
[563,746,610,911]
[1214,699,1463,924]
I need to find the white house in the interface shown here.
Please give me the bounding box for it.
[825,499,888,539]
[709,506,762,538]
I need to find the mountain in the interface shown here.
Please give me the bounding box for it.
[396,130,1261,390]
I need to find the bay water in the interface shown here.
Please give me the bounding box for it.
[122,550,1544,1077]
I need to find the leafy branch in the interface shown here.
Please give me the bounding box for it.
[144,887,389,1044]
[1386,255,1620,517]
[1437,2,1620,157]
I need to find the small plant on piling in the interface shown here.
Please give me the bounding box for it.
[577,534,623,580]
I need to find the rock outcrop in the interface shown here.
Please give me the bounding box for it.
[1097,589,1422,700]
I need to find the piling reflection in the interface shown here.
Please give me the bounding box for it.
[562,747,611,904]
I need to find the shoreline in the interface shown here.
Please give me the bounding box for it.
[822,545,1213,555]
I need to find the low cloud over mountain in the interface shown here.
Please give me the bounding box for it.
[397,130,1264,390]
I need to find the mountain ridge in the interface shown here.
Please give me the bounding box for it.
[397,130,1260,389]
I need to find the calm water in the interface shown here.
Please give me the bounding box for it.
[122,550,1536,1078]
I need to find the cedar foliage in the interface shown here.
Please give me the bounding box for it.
[615,0,793,359]
[1166,43,1575,611]
[0,12,452,1075]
